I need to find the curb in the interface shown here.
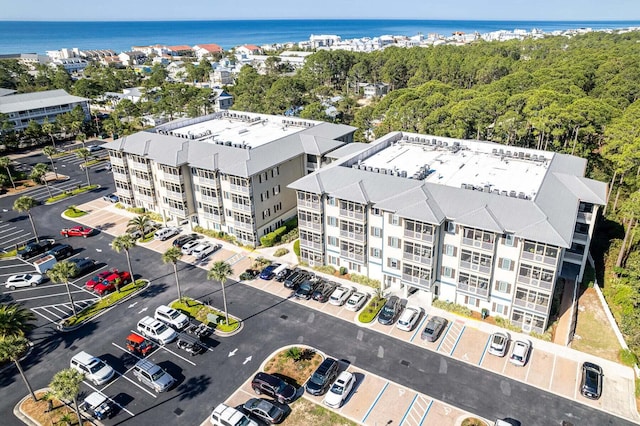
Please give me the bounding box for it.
[170,297,243,338]
[14,387,105,426]
[58,279,150,332]
[44,184,101,206]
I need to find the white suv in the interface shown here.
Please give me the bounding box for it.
[154,305,189,330]
[210,403,258,426]
[137,316,177,344]
[70,351,115,385]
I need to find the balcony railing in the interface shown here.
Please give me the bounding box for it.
[339,208,365,221]
[116,188,133,198]
[134,177,153,188]
[516,275,553,290]
[461,237,494,251]
[298,200,321,210]
[403,229,434,243]
[229,184,250,194]
[200,195,221,205]
[577,211,593,223]
[231,202,252,213]
[161,173,181,184]
[572,232,588,244]
[110,157,125,167]
[164,190,186,201]
[135,193,154,203]
[113,171,129,182]
[457,282,489,299]
[201,212,221,222]
[521,251,558,266]
[340,250,364,263]
[168,207,187,217]
[403,253,433,266]
[459,260,491,275]
[130,161,150,172]
[299,220,322,231]
[339,230,365,242]
[233,221,254,231]
[196,177,217,187]
[300,239,324,251]
[401,273,431,290]
[513,298,549,314]
[563,252,584,264]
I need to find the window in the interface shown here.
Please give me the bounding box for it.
[327,197,336,206]
[444,244,456,256]
[388,236,400,248]
[442,266,455,279]
[371,227,382,237]
[370,248,381,259]
[492,303,508,315]
[466,296,479,308]
[328,255,339,265]
[328,236,338,247]
[371,207,381,216]
[271,166,279,177]
[499,258,514,271]
[494,280,511,293]
[387,258,400,269]
[272,184,280,195]
[503,233,515,247]
[327,216,337,227]
[446,221,455,233]
[389,214,399,225]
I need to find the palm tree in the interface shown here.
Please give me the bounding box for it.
[41,118,57,148]
[162,246,183,301]
[0,156,15,189]
[49,368,84,425]
[207,261,234,326]
[75,147,91,187]
[42,145,58,180]
[127,215,151,241]
[29,163,52,199]
[13,196,39,242]
[48,261,79,317]
[0,336,36,401]
[0,303,36,338]
[111,234,136,290]
[77,132,86,148]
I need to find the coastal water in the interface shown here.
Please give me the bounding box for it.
[1,19,640,55]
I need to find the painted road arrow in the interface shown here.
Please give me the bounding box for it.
[138,307,148,314]
[128,302,138,308]
[228,348,238,357]
[243,356,252,365]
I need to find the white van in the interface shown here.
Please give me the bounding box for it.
[137,316,177,344]
[154,305,189,330]
[272,263,289,277]
[70,351,115,385]
[154,227,180,241]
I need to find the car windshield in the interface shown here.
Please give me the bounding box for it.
[24,274,32,280]
[156,323,168,333]
[586,370,598,381]
[276,381,289,393]
[492,335,505,345]
[151,369,165,380]
[310,372,326,384]
[89,360,106,374]
[382,306,394,315]
[168,310,179,319]
[267,405,279,417]
[331,383,344,394]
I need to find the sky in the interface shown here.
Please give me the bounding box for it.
[1,0,639,21]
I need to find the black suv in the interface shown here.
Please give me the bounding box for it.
[580,362,603,399]
[283,269,307,289]
[312,281,337,303]
[251,372,296,404]
[172,233,199,248]
[306,357,339,396]
[67,258,96,278]
[46,244,74,260]
[294,279,319,299]
[378,295,402,325]
[18,240,54,259]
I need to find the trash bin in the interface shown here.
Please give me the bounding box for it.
[481,308,489,320]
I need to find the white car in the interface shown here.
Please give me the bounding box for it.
[396,307,420,332]
[345,291,368,311]
[192,242,221,260]
[70,351,115,385]
[181,240,200,255]
[324,370,356,408]
[154,227,180,241]
[5,273,44,289]
[154,305,189,330]
[137,316,178,345]
[488,332,510,357]
[509,339,531,366]
[329,286,354,306]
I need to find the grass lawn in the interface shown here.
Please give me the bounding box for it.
[0,248,17,258]
[64,279,147,327]
[84,157,107,167]
[264,347,323,387]
[46,185,98,204]
[20,391,93,426]
[358,296,386,323]
[282,399,358,426]
[139,231,156,243]
[571,287,621,362]
[172,297,240,333]
[63,206,87,218]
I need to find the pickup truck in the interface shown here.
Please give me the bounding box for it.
[17,239,55,260]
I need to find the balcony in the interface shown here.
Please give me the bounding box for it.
[521,250,558,266]
[339,230,365,242]
[563,251,584,264]
[457,282,489,299]
[231,202,252,213]
[461,237,494,252]
[164,190,186,201]
[110,156,126,167]
[300,239,324,251]
[116,187,133,198]
[403,229,434,243]
[229,183,250,194]
[299,219,322,231]
[130,161,151,172]
[339,208,365,221]
[340,250,364,263]
[113,171,129,182]
[201,212,222,222]
[134,177,153,188]
[196,177,217,187]
[401,273,431,290]
[201,195,221,205]
[168,207,187,217]
[135,193,154,203]
[577,211,593,223]
[161,173,181,184]
[403,253,433,267]
[516,275,553,291]
[459,260,491,275]
[298,199,321,211]
[233,221,254,231]
[573,231,588,244]
[513,298,549,314]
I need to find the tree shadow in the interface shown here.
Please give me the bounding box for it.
[95,222,116,231]
[176,374,212,401]
[590,217,624,288]
[137,282,169,299]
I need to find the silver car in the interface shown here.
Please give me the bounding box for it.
[133,359,175,393]
[421,316,448,342]
[396,307,420,332]
[487,332,509,357]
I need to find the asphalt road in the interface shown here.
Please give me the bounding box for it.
[0,144,633,426]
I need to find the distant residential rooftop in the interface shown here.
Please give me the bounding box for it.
[348,133,552,200]
[161,111,321,149]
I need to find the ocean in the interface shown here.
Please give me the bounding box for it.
[1,19,639,55]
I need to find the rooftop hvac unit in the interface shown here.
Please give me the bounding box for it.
[431,138,437,144]
[499,149,505,155]
[443,142,449,147]
[518,192,526,199]
[402,135,408,140]
[484,185,491,192]
[453,141,460,147]
[400,170,408,177]
[366,166,373,172]
[532,154,538,161]
[525,153,531,159]
[501,190,508,196]
[373,167,380,173]
[380,168,387,174]
[420,138,426,143]
[518,151,525,159]
[492,148,498,155]
[492,189,500,194]
[509,190,517,197]
[352,164,359,169]
[539,155,546,162]
[506,151,512,157]
[437,140,443,146]
[225,141,232,146]
[461,183,468,189]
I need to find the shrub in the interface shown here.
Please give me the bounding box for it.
[126,206,146,214]
[494,316,522,332]
[293,239,300,256]
[314,265,337,275]
[114,202,124,209]
[280,228,299,243]
[358,296,386,323]
[252,257,271,269]
[260,225,287,247]
[273,248,289,257]
[285,347,303,361]
[144,211,163,222]
[339,266,347,275]
[283,216,298,230]
[350,273,380,288]
[432,299,473,317]
[620,348,638,367]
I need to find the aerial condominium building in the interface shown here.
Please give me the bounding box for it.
[103,110,356,247]
[288,132,606,333]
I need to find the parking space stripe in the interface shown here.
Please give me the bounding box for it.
[399,392,419,426]
[107,369,158,399]
[13,289,92,302]
[410,315,428,342]
[418,399,434,426]
[435,321,453,352]
[362,381,389,423]
[2,233,33,249]
[158,344,197,366]
[449,325,465,356]
[30,308,58,324]
[548,353,557,390]
[478,335,491,365]
[81,383,135,417]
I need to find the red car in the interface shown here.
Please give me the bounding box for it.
[85,270,116,290]
[93,271,132,295]
[61,226,94,238]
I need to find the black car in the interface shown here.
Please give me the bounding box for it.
[294,279,319,299]
[378,295,402,325]
[306,357,339,396]
[18,240,55,260]
[67,258,96,278]
[312,281,337,302]
[172,233,199,248]
[283,269,307,289]
[580,362,603,399]
[46,244,74,260]
[251,372,296,404]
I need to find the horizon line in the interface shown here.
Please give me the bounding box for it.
[2,18,640,23]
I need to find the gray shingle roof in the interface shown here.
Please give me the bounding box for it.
[0,88,16,97]
[325,142,370,160]
[0,89,88,113]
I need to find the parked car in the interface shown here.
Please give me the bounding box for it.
[70,351,115,385]
[132,359,175,393]
[275,268,293,282]
[323,370,355,408]
[33,254,57,274]
[128,223,159,240]
[210,403,258,426]
[251,372,296,404]
[329,286,354,306]
[87,144,104,153]
[125,333,155,357]
[294,279,319,299]
[421,316,448,342]
[396,307,420,332]
[93,271,132,295]
[345,291,368,311]
[137,316,178,344]
[192,242,221,260]
[67,257,97,278]
[240,269,260,280]
[102,193,119,203]
[377,295,402,325]
[580,362,603,399]
[312,281,337,302]
[154,305,190,330]
[173,233,199,248]
[61,226,94,238]
[242,398,285,424]
[81,391,113,420]
[283,269,307,289]
[181,240,200,255]
[46,243,73,260]
[17,239,55,259]
[5,273,43,289]
[509,339,532,366]
[306,357,339,396]
[259,263,281,280]
[85,270,116,290]
[488,332,510,357]
[154,227,180,241]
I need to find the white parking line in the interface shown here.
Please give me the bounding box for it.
[30,308,58,323]
[0,263,35,269]
[80,382,135,417]
[159,344,197,366]
[40,307,65,320]
[2,233,33,248]
[13,289,92,302]
[51,305,71,316]
[105,369,158,399]
[0,228,21,237]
